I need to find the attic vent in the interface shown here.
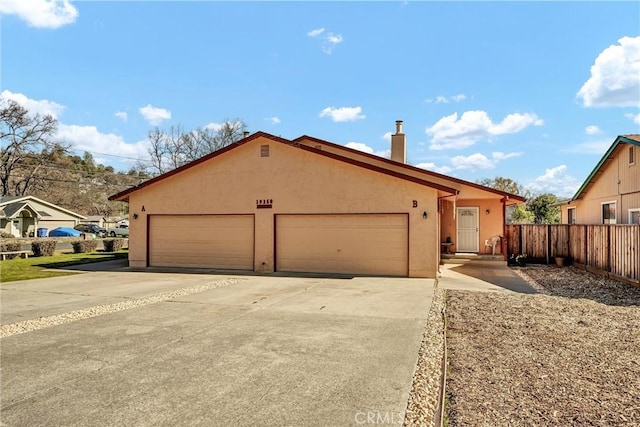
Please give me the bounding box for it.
[314,145,322,150]
[38,211,52,217]
[261,145,270,157]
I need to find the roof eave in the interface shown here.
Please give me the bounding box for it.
[293,135,526,203]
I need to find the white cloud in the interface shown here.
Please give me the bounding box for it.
[577,36,640,108]
[448,151,522,171]
[0,0,78,28]
[414,162,453,175]
[266,116,281,125]
[567,140,612,154]
[307,28,325,37]
[139,104,171,126]
[204,122,223,131]
[426,110,542,150]
[322,32,343,54]
[585,125,601,135]
[425,94,466,104]
[491,151,522,161]
[526,165,581,198]
[382,131,392,142]
[319,106,365,122]
[1,89,65,118]
[115,111,128,123]
[450,153,495,170]
[625,112,640,124]
[344,142,390,158]
[57,124,149,164]
[308,27,343,54]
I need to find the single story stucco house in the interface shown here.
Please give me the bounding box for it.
[0,196,85,237]
[109,121,525,278]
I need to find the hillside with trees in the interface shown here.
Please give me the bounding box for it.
[0,98,247,217]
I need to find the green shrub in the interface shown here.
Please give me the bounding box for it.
[0,232,15,238]
[0,242,23,259]
[32,240,57,257]
[71,240,98,254]
[103,238,125,252]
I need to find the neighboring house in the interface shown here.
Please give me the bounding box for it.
[560,135,640,225]
[0,196,86,237]
[109,121,525,278]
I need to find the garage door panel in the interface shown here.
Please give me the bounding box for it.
[149,215,254,270]
[276,214,408,276]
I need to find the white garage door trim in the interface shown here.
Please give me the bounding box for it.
[275,213,409,277]
[148,214,254,270]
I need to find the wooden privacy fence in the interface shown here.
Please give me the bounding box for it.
[506,224,640,286]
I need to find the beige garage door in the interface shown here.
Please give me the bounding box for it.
[149,215,254,270]
[276,214,408,276]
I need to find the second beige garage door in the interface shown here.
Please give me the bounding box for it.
[276,214,408,276]
[149,215,254,270]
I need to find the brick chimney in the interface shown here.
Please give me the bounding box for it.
[391,120,406,163]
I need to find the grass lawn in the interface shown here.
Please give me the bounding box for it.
[0,250,128,282]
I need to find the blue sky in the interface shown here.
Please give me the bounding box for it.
[1,1,639,198]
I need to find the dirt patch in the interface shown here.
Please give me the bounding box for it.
[445,265,640,426]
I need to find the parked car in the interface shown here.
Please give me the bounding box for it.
[48,227,82,237]
[108,223,129,237]
[74,224,107,238]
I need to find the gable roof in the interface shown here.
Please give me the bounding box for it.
[293,134,526,203]
[571,134,640,200]
[0,196,85,219]
[109,132,461,202]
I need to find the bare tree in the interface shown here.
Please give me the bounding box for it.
[145,119,247,176]
[0,99,66,196]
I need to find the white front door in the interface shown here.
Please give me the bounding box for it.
[456,207,479,252]
[10,219,21,238]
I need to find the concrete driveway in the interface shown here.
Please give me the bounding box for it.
[0,268,434,426]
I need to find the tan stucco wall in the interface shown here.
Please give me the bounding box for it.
[127,136,441,277]
[440,198,506,254]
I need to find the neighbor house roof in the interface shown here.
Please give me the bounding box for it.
[571,134,640,200]
[0,196,85,219]
[109,132,462,202]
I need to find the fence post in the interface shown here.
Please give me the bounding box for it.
[546,224,551,265]
[584,226,588,268]
[519,225,523,258]
[607,225,611,274]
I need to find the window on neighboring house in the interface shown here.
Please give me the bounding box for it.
[602,201,617,224]
[630,209,640,225]
[567,207,576,224]
[629,145,635,165]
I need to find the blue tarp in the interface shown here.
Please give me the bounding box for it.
[48,227,82,237]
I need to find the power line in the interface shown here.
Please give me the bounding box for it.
[67,147,152,163]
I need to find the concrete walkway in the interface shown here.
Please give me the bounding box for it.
[438,258,537,294]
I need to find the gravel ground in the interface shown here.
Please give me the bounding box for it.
[445,265,640,426]
[404,287,445,427]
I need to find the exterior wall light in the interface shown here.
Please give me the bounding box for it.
[133,213,139,220]
[485,209,490,214]
[423,211,428,219]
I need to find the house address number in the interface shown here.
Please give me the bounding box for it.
[256,199,273,209]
